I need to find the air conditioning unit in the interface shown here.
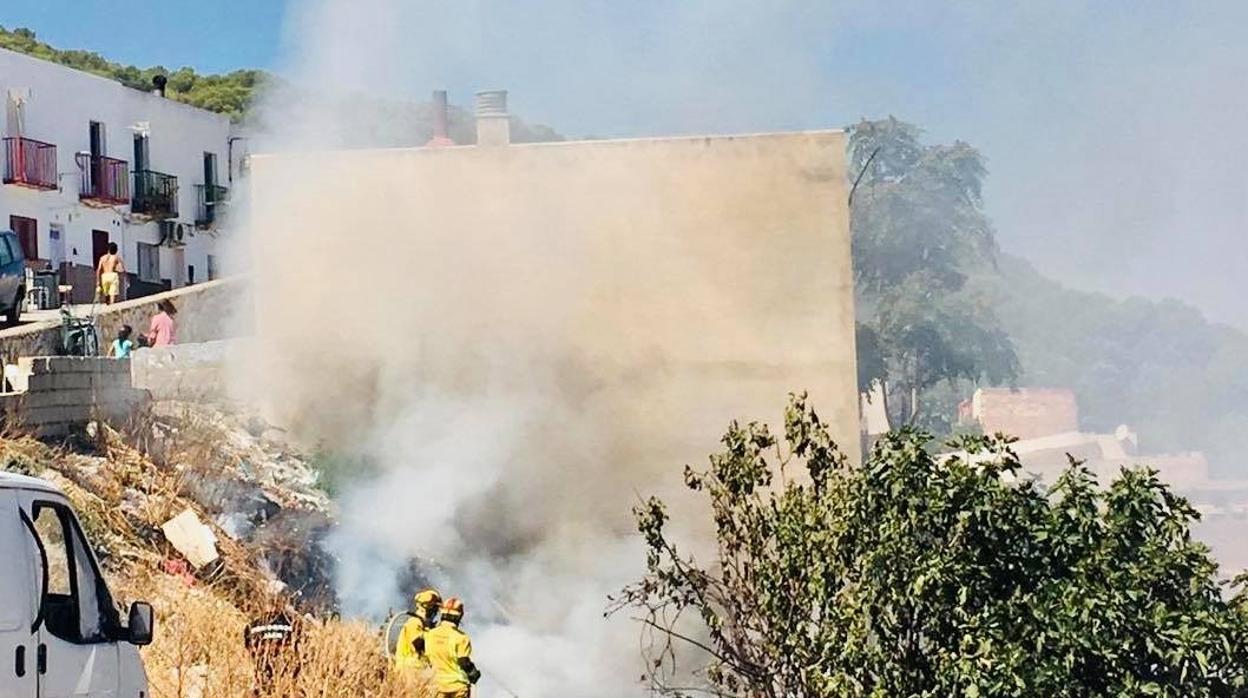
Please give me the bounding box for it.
[159,221,187,247]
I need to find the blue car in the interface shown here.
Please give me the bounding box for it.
[0,230,25,325]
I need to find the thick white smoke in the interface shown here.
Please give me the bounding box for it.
[230,1,857,695]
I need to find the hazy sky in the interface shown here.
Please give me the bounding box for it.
[3,1,1245,327]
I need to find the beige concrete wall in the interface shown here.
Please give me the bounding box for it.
[130,339,252,403]
[248,130,859,464]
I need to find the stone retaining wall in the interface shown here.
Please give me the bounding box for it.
[0,277,250,368]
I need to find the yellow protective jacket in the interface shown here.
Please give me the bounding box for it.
[393,614,430,671]
[423,619,473,692]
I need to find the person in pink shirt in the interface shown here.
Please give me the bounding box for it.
[145,299,177,347]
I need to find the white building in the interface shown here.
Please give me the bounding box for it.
[0,47,237,303]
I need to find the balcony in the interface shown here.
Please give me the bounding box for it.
[195,184,229,226]
[3,137,58,190]
[76,154,130,205]
[132,170,179,219]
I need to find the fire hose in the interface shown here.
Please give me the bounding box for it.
[478,666,521,698]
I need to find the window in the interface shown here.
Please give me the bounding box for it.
[31,506,71,596]
[28,502,118,644]
[136,242,160,283]
[49,224,66,269]
[0,236,14,267]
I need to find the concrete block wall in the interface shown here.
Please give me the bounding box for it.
[0,357,150,437]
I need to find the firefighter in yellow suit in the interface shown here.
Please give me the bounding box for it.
[394,588,442,674]
[424,597,481,698]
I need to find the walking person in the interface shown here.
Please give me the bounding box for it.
[95,242,125,305]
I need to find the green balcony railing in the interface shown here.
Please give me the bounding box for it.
[132,169,179,219]
[195,183,229,226]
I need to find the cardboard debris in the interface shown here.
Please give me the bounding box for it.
[161,509,220,568]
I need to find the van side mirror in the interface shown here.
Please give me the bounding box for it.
[127,602,154,646]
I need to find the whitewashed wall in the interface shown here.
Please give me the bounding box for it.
[0,47,234,294]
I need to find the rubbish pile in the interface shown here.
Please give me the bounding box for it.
[0,400,442,696]
[0,399,338,613]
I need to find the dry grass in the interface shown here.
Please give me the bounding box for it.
[0,417,433,697]
[117,571,431,697]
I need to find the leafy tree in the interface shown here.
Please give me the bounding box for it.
[849,118,1018,429]
[615,394,1248,697]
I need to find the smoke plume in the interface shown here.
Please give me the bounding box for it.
[227,2,856,696]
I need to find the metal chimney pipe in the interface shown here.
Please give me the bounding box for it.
[432,90,449,140]
[475,89,510,146]
[424,90,454,147]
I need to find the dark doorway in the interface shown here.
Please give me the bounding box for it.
[9,215,37,261]
[133,133,150,172]
[203,152,218,187]
[89,121,106,157]
[88,121,107,196]
[91,230,109,268]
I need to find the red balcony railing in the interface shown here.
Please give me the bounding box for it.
[76,153,130,205]
[3,137,58,190]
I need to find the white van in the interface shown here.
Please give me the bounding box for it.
[0,472,153,697]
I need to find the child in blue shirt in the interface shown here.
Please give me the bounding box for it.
[111,325,135,359]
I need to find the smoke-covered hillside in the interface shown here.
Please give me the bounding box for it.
[990,254,1248,475]
[851,117,1248,478]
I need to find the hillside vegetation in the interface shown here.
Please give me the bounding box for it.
[988,255,1248,474]
[850,118,1248,476]
[0,25,563,142]
[0,26,264,120]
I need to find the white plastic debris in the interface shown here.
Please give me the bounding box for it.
[161,509,220,568]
